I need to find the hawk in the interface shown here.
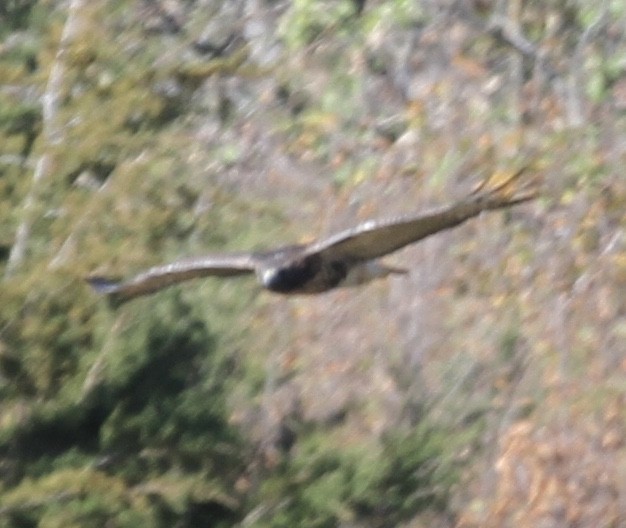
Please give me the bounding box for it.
[87,169,536,305]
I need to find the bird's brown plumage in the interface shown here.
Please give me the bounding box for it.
[87,168,537,305]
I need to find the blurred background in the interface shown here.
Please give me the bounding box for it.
[0,0,625,526]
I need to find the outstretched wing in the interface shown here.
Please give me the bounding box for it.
[305,168,537,262]
[86,252,258,305]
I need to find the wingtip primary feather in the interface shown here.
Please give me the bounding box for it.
[85,276,127,307]
[86,276,121,294]
[472,164,541,207]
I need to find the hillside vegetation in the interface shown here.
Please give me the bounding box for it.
[1,1,625,526]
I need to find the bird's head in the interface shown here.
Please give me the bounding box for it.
[259,263,317,293]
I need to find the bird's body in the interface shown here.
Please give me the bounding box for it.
[87,169,536,305]
[257,249,342,294]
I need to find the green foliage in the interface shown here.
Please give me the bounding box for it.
[97,296,243,466]
[278,0,358,48]
[0,271,96,399]
[279,0,424,49]
[3,0,624,526]
[375,425,457,517]
[0,0,39,34]
[0,285,246,526]
[254,423,457,527]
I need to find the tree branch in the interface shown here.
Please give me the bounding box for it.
[4,0,86,278]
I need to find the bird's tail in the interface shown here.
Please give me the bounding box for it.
[343,261,408,288]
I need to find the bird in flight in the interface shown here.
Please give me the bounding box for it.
[87,169,536,305]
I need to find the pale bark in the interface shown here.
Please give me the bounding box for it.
[4,0,86,278]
